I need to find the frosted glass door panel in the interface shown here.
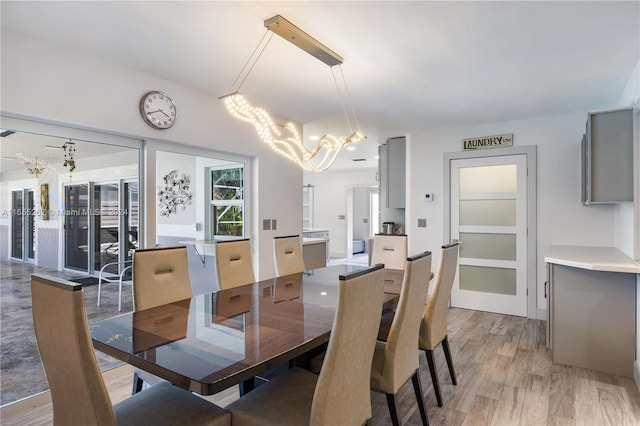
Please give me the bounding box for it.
[459,200,516,226]
[459,232,516,261]
[460,164,516,193]
[460,265,516,296]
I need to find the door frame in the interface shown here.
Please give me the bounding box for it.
[444,145,538,319]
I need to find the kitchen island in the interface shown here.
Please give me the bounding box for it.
[302,237,329,270]
[545,245,640,377]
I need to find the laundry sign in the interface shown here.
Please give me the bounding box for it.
[463,133,513,151]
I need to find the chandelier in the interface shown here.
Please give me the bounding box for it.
[220,15,365,172]
[26,157,46,178]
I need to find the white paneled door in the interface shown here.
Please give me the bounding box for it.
[450,154,528,317]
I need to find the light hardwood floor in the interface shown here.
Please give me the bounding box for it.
[3,307,639,425]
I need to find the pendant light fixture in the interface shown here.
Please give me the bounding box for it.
[220,15,365,172]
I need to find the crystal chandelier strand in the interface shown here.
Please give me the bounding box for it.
[220,93,364,172]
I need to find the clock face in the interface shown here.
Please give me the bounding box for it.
[140,91,176,129]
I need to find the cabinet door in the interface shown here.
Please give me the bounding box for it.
[386,137,406,208]
[584,107,634,204]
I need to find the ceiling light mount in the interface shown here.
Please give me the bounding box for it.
[263,15,343,67]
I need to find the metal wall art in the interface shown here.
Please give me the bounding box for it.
[158,170,192,217]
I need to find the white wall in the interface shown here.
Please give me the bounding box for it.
[303,168,377,258]
[401,112,618,318]
[0,29,302,280]
[614,59,639,259]
[615,59,640,385]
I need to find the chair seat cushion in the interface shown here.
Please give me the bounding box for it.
[226,367,318,426]
[114,382,230,426]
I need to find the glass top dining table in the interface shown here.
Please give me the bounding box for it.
[90,264,403,395]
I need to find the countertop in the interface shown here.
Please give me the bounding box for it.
[302,237,328,245]
[545,245,640,274]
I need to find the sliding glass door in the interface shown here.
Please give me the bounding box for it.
[65,180,138,274]
[10,189,35,262]
[64,184,89,271]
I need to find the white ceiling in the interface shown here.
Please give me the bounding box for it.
[1,1,638,170]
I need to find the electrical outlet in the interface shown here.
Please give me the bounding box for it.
[418,218,427,228]
[424,193,434,202]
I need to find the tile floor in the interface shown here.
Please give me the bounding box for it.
[1,259,131,406]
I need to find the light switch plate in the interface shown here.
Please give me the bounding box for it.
[418,218,427,228]
[263,219,271,230]
[271,219,277,230]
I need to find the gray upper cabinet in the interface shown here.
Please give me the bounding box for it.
[582,106,634,205]
[380,137,406,209]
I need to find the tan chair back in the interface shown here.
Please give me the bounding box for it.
[370,234,408,270]
[31,274,117,426]
[216,239,256,290]
[273,235,306,276]
[133,246,192,311]
[420,243,459,350]
[373,251,432,393]
[311,264,385,426]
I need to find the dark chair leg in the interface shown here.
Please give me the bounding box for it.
[411,370,430,426]
[239,377,255,396]
[386,393,400,426]
[131,372,144,395]
[425,349,443,407]
[442,336,457,385]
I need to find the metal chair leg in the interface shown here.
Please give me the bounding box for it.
[385,393,400,426]
[442,336,457,385]
[425,349,443,407]
[411,370,429,425]
[132,372,144,395]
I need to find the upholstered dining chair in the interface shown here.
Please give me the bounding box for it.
[273,235,306,276]
[30,273,231,426]
[371,234,408,270]
[420,242,459,407]
[226,264,385,426]
[215,239,256,290]
[132,246,192,311]
[370,251,432,426]
[378,242,459,408]
[131,246,193,393]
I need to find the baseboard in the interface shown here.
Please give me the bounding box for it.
[634,361,640,392]
[537,307,547,321]
[0,364,132,418]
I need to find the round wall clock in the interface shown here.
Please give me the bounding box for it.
[139,91,176,129]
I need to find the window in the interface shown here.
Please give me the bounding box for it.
[209,165,245,237]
